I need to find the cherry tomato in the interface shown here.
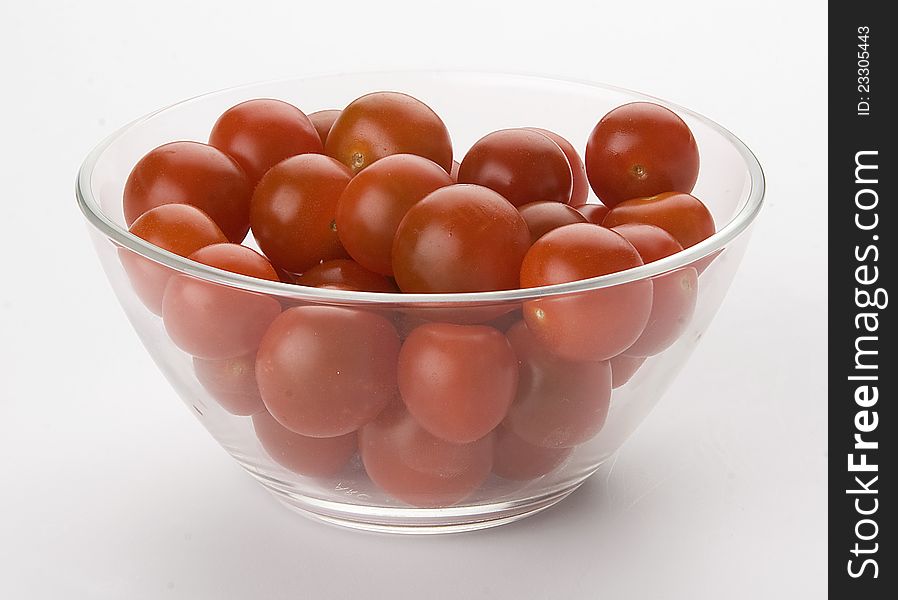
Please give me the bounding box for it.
[123,141,252,243]
[519,223,652,361]
[325,91,453,174]
[611,223,697,355]
[253,410,357,477]
[610,223,683,263]
[503,321,612,448]
[256,306,400,437]
[572,202,609,225]
[162,243,281,360]
[392,184,530,293]
[309,109,341,145]
[250,154,351,273]
[458,128,572,207]
[450,160,460,182]
[518,201,588,244]
[398,323,517,444]
[193,353,265,416]
[585,102,699,207]
[492,425,572,481]
[527,128,589,206]
[602,191,716,251]
[610,354,645,388]
[359,402,493,507]
[336,154,452,276]
[296,259,398,292]
[209,98,323,186]
[123,204,228,314]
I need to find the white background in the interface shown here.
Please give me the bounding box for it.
[0,1,827,598]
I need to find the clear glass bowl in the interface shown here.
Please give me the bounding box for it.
[76,71,764,534]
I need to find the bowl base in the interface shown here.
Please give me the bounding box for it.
[260,479,585,535]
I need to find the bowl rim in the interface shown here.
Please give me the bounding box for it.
[75,69,765,306]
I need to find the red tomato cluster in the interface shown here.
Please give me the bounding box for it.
[121,92,716,507]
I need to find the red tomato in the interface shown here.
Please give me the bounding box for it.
[123,141,252,243]
[392,184,530,293]
[162,243,281,360]
[572,202,609,225]
[602,191,716,250]
[193,353,265,416]
[250,154,352,273]
[309,109,341,145]
[527,128,589,206]
[492,425,572,481]
[503,321,612,448]
[457,128,572,207]
[610,223,683,264]
[610,354,646,388]
[398,323,517,444]
[209,98,323,186]
[519,223,653,361]
[585,102,699,207]
[518,201,588,244]
[335,154,452,276]
[611,224,697,356]
[123,204,228,315]
[359,402,493,507]
[255,306,400,437]
[325,92,453,174]
[253,410,357,477]
[450,160,460,182]
[295,259,398,292]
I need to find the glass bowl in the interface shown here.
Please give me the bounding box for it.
[76,71,764,534]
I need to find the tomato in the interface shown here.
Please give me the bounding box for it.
[609,354,645,389]
[250,154,352,273]
[398,323,517,444]
[572,202,609,225]
[123,141,252,243]
[309,109,341,145]
[255,306,400,437]
[503,321,612,448]
[123,204,228,314]
[336,154,452,276]
[518,201,587,244]
[209,98,323,186]
[492,425,572,481]
[162,243,281,360]
[392,184,530,293]
[450,160,460,182]
[457,128,572,207]
[610,223,683,264]
[296,259,398,292]
[611,223,697,355]
[602,191,716,251]
[527,128,589,206]
[519,223,652,361]
[325,92,453,174]
[253,410,357,477]
[359,402,493,507]
[585,102,699,207]
[193,353,265,416]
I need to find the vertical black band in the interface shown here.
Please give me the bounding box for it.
[829,3,895,595]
